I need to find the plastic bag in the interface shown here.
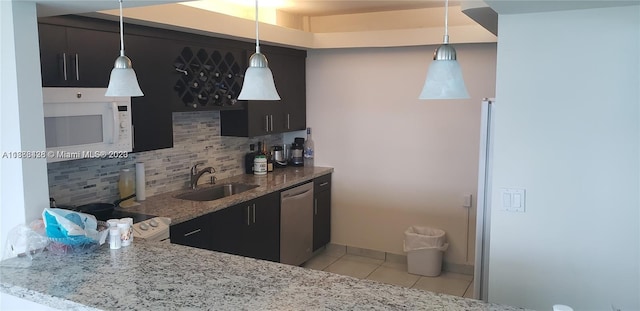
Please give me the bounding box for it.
[42,208,98,239]
[42,208,110,254]
[403,226,447,252]
[1,221,50,268]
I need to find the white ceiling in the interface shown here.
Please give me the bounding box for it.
[34,0,640,23]
[36,0,461,17]
[36,0,179,17]
[272,0,459,16]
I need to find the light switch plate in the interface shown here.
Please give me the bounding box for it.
[463,194,472,208]
[500,188,526,212]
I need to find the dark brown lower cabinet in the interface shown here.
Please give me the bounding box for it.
[313,174,332,251]
[195,192,280,262]
[171,175,332,262]
[170,213,213,250]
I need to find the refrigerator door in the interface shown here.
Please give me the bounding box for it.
[474,98,495,301]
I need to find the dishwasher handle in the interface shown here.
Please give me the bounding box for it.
[281,188,312,200]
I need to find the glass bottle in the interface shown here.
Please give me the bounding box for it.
[304,127,315,166]
[118,168,135,207]
[267,147,274,173]
[244,144,256,174]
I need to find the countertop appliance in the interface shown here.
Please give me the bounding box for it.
[43,87,132,162]
[280,182,314,265]
[273,145,286,167]
[133,217,171,243]
[290,138,304,167]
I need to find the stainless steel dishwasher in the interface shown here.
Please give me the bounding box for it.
[280,181,314,266]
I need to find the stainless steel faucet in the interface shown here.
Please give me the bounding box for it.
[190,163,215,190]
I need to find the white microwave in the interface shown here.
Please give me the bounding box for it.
[43,87,133,163]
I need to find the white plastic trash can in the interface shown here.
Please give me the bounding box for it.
[403,226,448,277]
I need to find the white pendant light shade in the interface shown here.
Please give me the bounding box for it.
[419,0,468,100]
[419,59,468,99]
[238,0,280,101]
[105,55,143,97]
[105,0,143,97]
[238,66,280,100]
[238,51,280,100]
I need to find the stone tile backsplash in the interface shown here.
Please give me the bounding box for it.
[47,111,283,206]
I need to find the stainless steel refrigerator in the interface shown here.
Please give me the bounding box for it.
[474,98,494,301]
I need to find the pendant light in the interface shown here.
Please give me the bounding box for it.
[237,0,280,101]
[105,0,143,97]
[419,0,469,100]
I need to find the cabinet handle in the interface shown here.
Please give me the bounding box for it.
[246,206,251,226]
[252,204,256,224]
[269,115,273,132]
[287,114,290,129]
[319,182,329,187]
[314,199,318,215]
[62,52,68,81]
[265,115,269,132]
[183,229,202,237]
[74,53,79,81]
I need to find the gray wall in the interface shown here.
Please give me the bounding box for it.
[489,5,639,310]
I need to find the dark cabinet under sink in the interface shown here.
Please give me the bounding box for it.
[172,191,280,262]
[209,192,280,262]
[170,174,331,264]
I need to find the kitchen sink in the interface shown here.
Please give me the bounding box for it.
[175,183,259,201]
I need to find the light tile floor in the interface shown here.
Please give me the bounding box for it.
[302,246,475,298]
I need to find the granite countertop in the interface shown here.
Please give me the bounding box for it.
[0,241,526,311]
[119,166,334,225]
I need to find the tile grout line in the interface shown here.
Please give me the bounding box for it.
[462,278,473,298]
[363,261,384,280]
[408,276,421,289]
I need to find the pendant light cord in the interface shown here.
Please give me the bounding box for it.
[118,0,125,57]
[255,0,260,53]
[443,0,449,44]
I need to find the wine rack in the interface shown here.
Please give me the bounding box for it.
[173,46,245,109]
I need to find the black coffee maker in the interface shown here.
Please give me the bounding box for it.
[290,137,305,166]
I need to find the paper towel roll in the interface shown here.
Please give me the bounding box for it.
[135,162,146,201]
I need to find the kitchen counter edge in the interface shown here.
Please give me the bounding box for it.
[120,166,333,225]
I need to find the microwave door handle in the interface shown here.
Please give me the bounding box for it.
[111,102,119,144]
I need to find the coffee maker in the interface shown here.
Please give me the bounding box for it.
[273,145,287,168]
[290,137,305,166]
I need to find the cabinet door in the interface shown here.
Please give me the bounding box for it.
[170,213,213,250]
[267,49,306,132]
[249,102,278,136]
[220,46,306,137]
[125,34,177,152]
[283,53,306,131]
[66,27,119,87]
[243,192,280,262]
[38,24,69,86]
[38,24,119,87]
[313,174,332,251]
[210,204,246,256]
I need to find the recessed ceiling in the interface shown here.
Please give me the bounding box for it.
[36,0,179,17]
[273,0,459,17]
